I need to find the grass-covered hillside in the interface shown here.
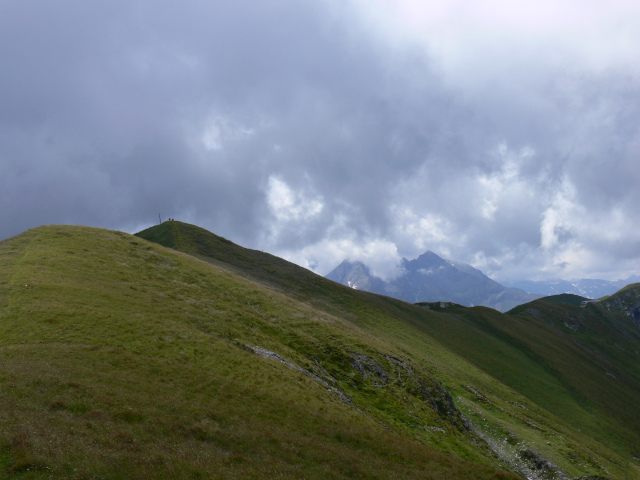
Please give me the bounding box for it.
[0,221,638,479]
[137,221,640,479]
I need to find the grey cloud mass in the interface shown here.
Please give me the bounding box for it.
[2,0,639,283]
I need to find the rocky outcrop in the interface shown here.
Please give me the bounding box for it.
[348,352,469,431]
[246,344,469,434]
[598,284,640,325]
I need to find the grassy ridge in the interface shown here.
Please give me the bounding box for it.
[533,293,589,306]
[136,221,640,479]
[1,222,639,478]
[1,225,520,479]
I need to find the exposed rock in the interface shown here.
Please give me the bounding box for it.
[350,353,388,384]
[385,354,413,372]
[517,447,567,480]
[248,346,352,405]
[426,426,446,433]
[464,385,490,403]
[249,344,471,439]
[599,285,640,325]
[349,353,468,430]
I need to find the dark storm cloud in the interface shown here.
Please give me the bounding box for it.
[1,1,639,281]
[0,1,328,234]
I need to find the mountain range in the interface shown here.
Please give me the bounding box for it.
[326,251,542,311]
[1,220,639,479]
[503,276,640,299]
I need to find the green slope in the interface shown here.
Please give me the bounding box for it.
[1,222,638,479]
[136,221,640,479]
[0,225,517,479]
[534,293,590,306]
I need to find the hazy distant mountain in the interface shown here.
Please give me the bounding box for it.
[503,275,640,299]
[326,251,542,312]
[323,260,387,294]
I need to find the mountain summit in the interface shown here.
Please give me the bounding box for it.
[327,251,541,311]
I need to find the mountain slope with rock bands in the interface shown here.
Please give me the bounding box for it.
[0,220,637,478]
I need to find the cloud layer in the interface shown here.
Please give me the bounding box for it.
[2,1,639,281]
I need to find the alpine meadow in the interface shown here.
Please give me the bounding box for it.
[0,221,639,479]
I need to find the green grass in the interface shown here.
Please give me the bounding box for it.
[0,225,521,479]
[137,221,640,479]
[0,222,639,478]
[534,293,589,306]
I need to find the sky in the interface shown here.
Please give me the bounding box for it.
[2,0,639,282]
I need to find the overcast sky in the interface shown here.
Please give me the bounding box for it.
[2,0,639,282]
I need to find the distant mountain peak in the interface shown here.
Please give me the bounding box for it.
[326,259,385,292]
[327,251,541,312]
[401,251,450,274]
